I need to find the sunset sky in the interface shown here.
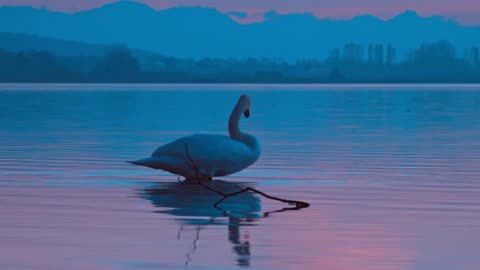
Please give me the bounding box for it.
[1,0,480,25]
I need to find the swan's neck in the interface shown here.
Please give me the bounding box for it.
[228,99,261,159]
[228,103,259,150]
[228,103,243,140]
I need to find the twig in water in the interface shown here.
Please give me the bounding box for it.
[214,186,310,209]
[177,224,184,240]
[263,206,306,217]
[183,143,310,216]
[184,143,200,180]
[185,225,201,268]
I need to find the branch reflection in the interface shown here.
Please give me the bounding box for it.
[140,180,307,268]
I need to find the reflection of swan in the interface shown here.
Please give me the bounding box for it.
[129,95,261,181]
[142,180,262,221]
[141,180,260,267]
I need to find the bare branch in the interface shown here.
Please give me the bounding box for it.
[184,143,200,179]
[182,142,310,217]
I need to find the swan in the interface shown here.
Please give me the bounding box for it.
[128,95,261,181]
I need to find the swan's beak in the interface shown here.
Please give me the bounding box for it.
[244,109,250,118]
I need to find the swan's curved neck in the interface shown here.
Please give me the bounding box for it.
[228,102,245,140]
[228,97,261,157]
[228,101,257,147]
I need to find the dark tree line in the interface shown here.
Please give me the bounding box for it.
[1,41,480,83]
[0,49,76,82]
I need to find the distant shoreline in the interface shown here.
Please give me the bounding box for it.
[2,83,480,91]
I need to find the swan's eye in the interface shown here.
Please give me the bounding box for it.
[244,109,250,118]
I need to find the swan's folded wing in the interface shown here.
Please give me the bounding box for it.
[187,135,256,175]
[151,134,254,175]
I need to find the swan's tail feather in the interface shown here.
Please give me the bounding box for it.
[127,156,176,172]
[127,157,158,167]
[127,156,199,180]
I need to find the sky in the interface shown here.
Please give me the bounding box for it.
[1,0,480,25]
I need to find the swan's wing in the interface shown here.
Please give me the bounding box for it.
[152,134,253,174]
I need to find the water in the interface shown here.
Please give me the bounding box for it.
[1,84,480,270]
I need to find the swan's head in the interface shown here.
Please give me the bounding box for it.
[238,95,251,118]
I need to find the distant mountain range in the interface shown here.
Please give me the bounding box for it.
[0,32,113,57]
[0,32,162,60]
[1,1,480,60]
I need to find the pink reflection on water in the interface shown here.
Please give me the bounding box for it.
[2,88,480,269]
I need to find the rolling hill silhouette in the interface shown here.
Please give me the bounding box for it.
[1,1,480,60]
[0,32,163,60]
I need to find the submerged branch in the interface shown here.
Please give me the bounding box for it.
[183,143,310,216]
[215,186,310,209]
[184,143,200,179]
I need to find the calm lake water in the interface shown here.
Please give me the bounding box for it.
[1,84,480,270]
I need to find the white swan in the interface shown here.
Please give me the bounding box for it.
[129,95,261,181]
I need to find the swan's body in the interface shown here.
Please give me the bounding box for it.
[129,95,261,181]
